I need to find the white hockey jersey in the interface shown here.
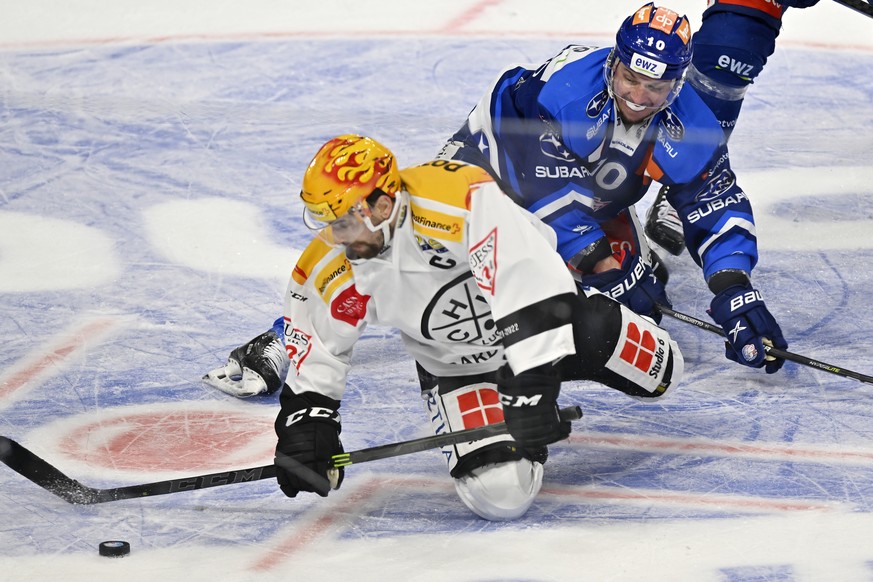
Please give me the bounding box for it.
[281,160,579,401]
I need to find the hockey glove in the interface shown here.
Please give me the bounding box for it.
[497,364,570,447]
[708,283,787,373]
[579,250,671,323]
[203,330,289,398]
[274,389,344,498]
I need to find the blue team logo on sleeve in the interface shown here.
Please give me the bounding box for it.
[661,108,685,140]
[695,168,737,203]
[586,90,610,118]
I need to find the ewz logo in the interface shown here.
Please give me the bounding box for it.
[630,52,667,79]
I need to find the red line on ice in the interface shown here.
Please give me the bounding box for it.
[0,317,121,402]
[539,484,837,513]
[439,0,506,33]
[248,476,446,572]
[569,432,873,466]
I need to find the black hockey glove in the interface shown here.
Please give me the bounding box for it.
[497,364,570,447]
[579,250,670,323]
[203,330,290,398]
[274,389,344,498]
[708,282,787,374]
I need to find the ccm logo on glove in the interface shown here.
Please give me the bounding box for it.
[499,393,544,408]
[729,289,764,311]
[284,407,341,427]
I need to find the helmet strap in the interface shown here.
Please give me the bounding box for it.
[363,191,403,253]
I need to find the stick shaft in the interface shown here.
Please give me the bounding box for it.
[833,0,873,19]
[657,304,873,385]
[330,405,582,467]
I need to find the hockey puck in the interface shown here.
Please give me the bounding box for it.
[98,540,130,558]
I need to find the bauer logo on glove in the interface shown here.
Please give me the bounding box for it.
[708,282,788,374]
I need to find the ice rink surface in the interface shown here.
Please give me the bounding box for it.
[2,1,873,580]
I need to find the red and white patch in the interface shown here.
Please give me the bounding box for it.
[620,322,658,373]
[330,284,370,326]
[607,310,671,392]
[283,318,313,371]
[469,227,498,295]
[455,386,504,429]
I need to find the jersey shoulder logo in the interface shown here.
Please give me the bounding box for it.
[313,252,354,302]
[330,284,370,326]
[660,108,685,141]
[469,227,498,296]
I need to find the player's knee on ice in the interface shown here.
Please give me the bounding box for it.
[422,376,547,521]
[454,458,544,521]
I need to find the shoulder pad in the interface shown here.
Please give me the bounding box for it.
[650,88,726,183]
[401,160,492,244]
[400,160,493,210]
[536,47,614,160]
[293,238,354,302]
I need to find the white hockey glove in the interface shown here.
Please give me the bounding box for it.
[203,330,289,398]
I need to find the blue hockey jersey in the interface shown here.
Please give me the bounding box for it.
[449,45,758,280]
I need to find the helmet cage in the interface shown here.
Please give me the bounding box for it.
[304,188,401,251]
[605,49,686,114]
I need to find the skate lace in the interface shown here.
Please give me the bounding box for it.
[263,337,290,374]
[655,198,682,228]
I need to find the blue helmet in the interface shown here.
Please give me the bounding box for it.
[614,3,693,81]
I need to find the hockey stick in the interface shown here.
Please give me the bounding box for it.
[657,303,873,385]
[0,405,582,505]
[832,0,873,19]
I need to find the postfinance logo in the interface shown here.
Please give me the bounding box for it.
[410,203,463,242]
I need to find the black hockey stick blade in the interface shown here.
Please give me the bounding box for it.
[0,436,103,504]
[0,435,276,504]
[833,0,873,19]
[0,406,582,505]
[657,304,873,385]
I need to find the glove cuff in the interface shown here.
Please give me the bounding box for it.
[707,269,751,295]
[497,364,561,403]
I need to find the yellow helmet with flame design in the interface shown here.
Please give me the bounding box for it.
[300,134,401,226]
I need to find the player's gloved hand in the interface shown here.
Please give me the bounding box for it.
[202,330,289,398]
[708,282,787,373]
[780,0,819,8]
[578,249,670,323]
[497,364,570,447]
[274,390,344,497]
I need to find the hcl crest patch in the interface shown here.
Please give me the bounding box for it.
[421,272,499,345]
